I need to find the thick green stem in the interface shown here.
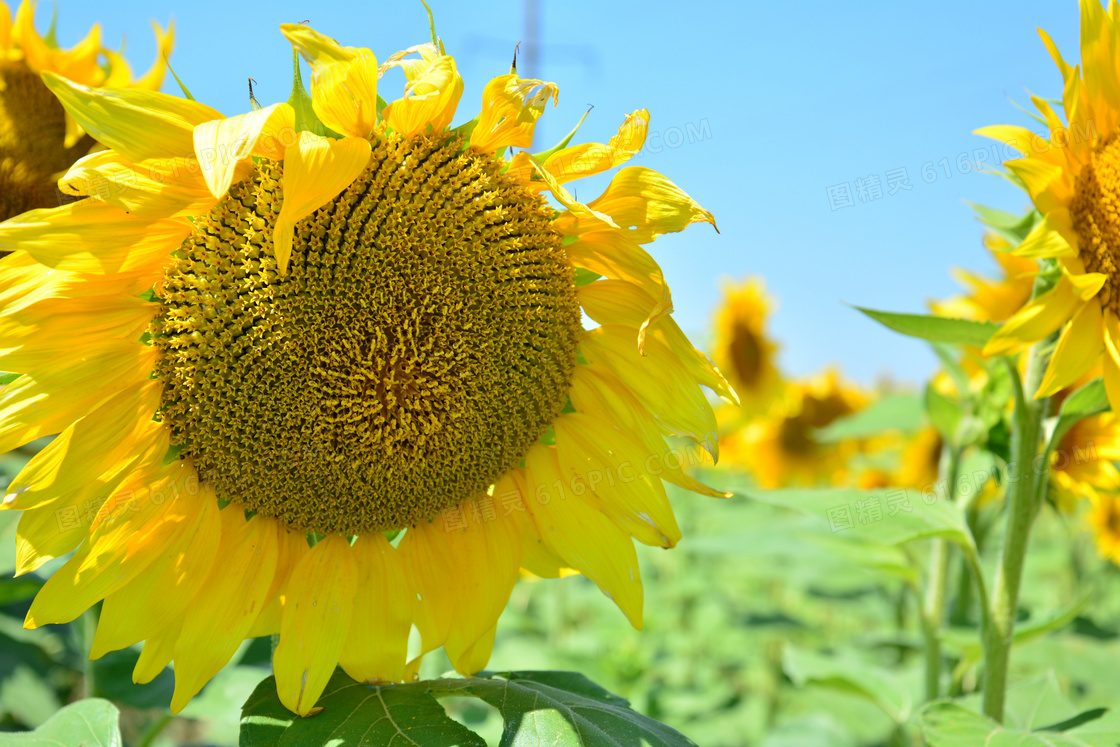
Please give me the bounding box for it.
[921,447,960,701]
[922,538,951,700]
[982,345,1049,722]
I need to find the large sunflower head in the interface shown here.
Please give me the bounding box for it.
[0,20,733,716]
[977,0,1120,408]
[0,1,173,221]
[710,276,781,417]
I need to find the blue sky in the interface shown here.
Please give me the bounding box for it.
[40,0,1081,385]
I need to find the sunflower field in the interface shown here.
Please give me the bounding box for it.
[2,1,1120,745]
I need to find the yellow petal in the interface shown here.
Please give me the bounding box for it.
[536,109,649,187]
[400,495,521,674]
[91,482,221,659]
[13,422,169,576]
[132,20,175,92]
[973,124,1043,159]
[59,151,217,219]
[470,74,558,152]
[25,460,201,627]
[133,619,181,685]
[1103,312,1120,414]
[3,380,161,511]
[0,293,156,377]
[272,131,371,275]
[581,325,719,459]
[280,23,368,66]
[170,510,279,713]
[274,534,357,716]
[338,533,411,684]
[523,443,643,628]
[41,73,222,162]
[578,278,736,403]
[246,527,312,638]
[0,343,157,456]
[312,57,380,139]
[1036,299,1104,397]
[983,278,1082,356]
[1015,218,1077,258]
[382,54,463,138]
[193,104,295,199]
[553,413,681,548]
[569,364,730,498]
[0,201,191,276]
[554,166,715,243]
[494,469,574,578]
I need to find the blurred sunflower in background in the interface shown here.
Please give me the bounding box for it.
[929,233,1037,323]
[978,0,1120,410]
[0,0,172,221]
[0,19,732,716]
[710,276,783,419]
[1087,488,1120,564]
[725,369,867,488]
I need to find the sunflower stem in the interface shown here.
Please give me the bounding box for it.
[982,341,1049,722]
[921,445,960,701]
[82,607,98,699]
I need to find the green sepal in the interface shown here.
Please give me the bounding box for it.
[167,61,197,101]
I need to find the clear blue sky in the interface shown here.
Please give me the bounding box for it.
[40,1,1080,385]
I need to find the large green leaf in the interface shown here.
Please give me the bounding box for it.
[816,393,924,442]
[917,701,1120,746]
[0,698,121,746]
[737,487,973,550]
[855,307,1000,347]
[782,647,913,723]
[240,669,697,747]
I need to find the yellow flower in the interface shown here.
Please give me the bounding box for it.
[0,1,172,221]
[725,369,867,488]
[930,233,1037,323]
[711,276,783,417]
[1049,412,1120,511]
[896,425,944,491]
[1086,489,1120,564]
[0,21,733,716]
[977,0,1120,410]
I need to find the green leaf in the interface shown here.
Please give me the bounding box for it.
[925,384,962,445]
[93,647,175,710]
[0,698,121,746]
[816,393,924,442]
[0,576,41,606]
[241,670,485,747]
[738,487,974,550]
[1050,378,1110,451]
[240,669,697,747]
[917,701,1120,746]
[429,670,697,746]
[782,647,912,723]
[967,203,1041,244]
[943,594,1089,659]
[856,307,999,347]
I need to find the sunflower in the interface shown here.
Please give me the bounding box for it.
[725,369,866,488]
[1086,489,1120,564]
[710,276,783,418]
[0,20,734,716]
[976,0,1120,410]
[0,1,172,222]
[1049,411,1120,511]
[930,233,1037,323]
